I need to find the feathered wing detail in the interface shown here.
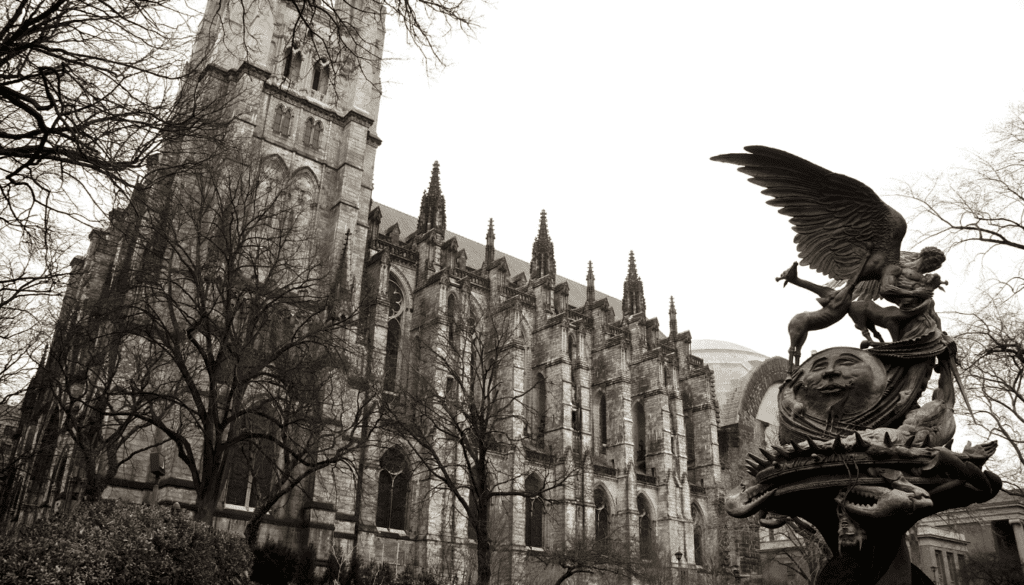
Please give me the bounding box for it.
[712,146,907,294]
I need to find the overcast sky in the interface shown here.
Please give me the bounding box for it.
[370,1,1024,359]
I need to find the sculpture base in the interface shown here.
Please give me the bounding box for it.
[815,535,935,585]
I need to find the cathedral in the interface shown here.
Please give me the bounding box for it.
[9,0,791,582]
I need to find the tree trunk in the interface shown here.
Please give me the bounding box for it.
[194,482,219,524]
[475,500,491,585]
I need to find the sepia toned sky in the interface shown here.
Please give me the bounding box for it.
[370,1,1024,358]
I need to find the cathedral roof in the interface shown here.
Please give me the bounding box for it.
[373,203,624,318]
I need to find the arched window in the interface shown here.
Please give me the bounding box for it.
[638,496,655,559]
[312,59,329,93]
[272,105,289,135]
[597,392,608,449]
[225,416,276,510]
[384,276,403,394]
[376,448,409,531]
[283,45,302,82]
[594,487,610,541]
[524,474,543,548]
[303,118,323,149]
[692,504,705,566]
[633,401,646,471]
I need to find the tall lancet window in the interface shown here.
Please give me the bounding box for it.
[633,401,646,471]
[692,504,705,566]
[594,487,610,541]
[638,496,655,559]
[303,118,322,149]
[376,447,409,531]
[312,59,329,93]
[283,45,302,83]
[524,474,544,548]
[447,294,458,347]
[384,276,403,394]
[527,373,547,441]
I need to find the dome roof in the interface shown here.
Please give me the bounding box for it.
[690,339,766,364]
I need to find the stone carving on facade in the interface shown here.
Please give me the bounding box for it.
[715,146,1001,584]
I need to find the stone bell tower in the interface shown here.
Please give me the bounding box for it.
[187,0,385,312]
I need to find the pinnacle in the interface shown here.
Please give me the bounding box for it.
[530,210,556,279]
[537,210,550,241]
[428,161,442,197]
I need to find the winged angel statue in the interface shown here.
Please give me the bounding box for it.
[712,146,948,369]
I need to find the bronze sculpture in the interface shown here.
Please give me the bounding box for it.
[713,146,999,584]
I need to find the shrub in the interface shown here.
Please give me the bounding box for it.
[0,500,253,585]
[251,541,301,585]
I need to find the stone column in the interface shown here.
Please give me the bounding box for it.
[1008,519,1024,568]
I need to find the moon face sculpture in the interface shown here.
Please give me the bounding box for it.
[788,347,887,422]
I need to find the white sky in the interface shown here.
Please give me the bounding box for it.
[371,1,1024,359]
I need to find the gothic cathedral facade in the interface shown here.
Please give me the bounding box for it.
[13,0,755,581]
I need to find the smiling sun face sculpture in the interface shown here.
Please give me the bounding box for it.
[778,347,888,443]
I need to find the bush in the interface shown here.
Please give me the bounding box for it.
[0,500,253,585]
[251,541,301,585]
[338,557,451,585]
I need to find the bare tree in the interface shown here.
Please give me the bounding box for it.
[900,103,1024,492]
[761,521,831,585]
[901,103,1024,293]
[958,551,1024,585]
[942,293,1024,493]
[533,530,642,585]
[381,300,579,585]
[100,138,367,525]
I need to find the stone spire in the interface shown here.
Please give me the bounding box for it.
[485,218,495,267]
[530,210,556,279]
[669,296,677,336]
[417,161,446,234]
[622,251,646,317]
[586,261,595,305]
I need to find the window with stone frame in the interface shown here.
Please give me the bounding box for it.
[633,401,646,472]
[526,373,547,442]
[692,504,705,566]
[311,59,329,93]
[594,487,610,541]
[271,105,293,136]
[302,117,323,149]
[282,45,302,83]
[638,495,655,559]
[376,447,409,531]
[383,276,404,394]
[224,427,277,511]
[596,392,608,450]
[524,474,544,548]
[446,294,458,347]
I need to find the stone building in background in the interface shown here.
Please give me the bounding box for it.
[5,0,766,581]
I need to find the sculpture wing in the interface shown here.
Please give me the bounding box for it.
[712,146,906,283]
